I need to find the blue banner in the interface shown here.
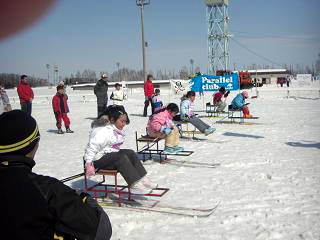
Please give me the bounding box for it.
[189,73,240,92]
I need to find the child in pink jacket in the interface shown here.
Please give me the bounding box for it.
[147,103,183,154]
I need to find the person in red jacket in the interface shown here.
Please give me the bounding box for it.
[17,75,34,115]
[52,85,74,134]
[213,87,230,112]
[143,74,155,117]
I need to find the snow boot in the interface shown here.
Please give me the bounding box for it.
[142,177,158,189]
[66,128,74,133]
[174,146,184,153]
[130,180,153,195]
[163,147,178,154]
[57,129,64,134]
[204,127,216,136]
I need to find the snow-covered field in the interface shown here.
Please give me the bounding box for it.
[6,85,320,240]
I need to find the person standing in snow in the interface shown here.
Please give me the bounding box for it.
[94,74,109,118]
[17,74,34,115]
[0,110,112,240]
[0,84,12,114]
[84,105,157,195]
[110,83,126,106]
[143,74,154,117]
[52,85,74,134]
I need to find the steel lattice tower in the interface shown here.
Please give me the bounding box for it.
[205,0,230,74]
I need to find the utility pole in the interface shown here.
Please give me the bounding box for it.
[116,62,120,81]
[53,65,59,86]
[136,0,150,82]
[46,64,50,85]
[190,59,194,75]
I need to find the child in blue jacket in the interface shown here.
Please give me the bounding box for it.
[151,89,163,112]
[231,91,252,118]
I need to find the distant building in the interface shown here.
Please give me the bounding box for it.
[247,69,290,85]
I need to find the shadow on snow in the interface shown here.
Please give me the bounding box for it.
[223,132,264,139]
[286,141,320,149]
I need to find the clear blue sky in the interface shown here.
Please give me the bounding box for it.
[0,0,319,78]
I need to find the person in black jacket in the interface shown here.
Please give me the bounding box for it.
[94,74,109,118]
[0,110,112,240]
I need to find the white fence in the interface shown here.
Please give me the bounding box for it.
[9,94,97,105]
[251,88,320,99]
[8,88,320,106]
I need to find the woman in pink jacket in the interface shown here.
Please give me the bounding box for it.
[147,103,183,154]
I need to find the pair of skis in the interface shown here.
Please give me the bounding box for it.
[97,198,220,218]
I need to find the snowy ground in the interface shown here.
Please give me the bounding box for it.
[6,85,320,240]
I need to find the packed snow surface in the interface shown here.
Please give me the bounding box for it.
[6,85,320,240]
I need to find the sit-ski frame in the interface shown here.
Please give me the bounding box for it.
[83,162,169,206]
[135,131,193,162]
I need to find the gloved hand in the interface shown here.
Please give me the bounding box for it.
[85,162,95,177]
[162,128,172,135]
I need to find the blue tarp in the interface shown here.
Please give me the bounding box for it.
[189,73,240,92]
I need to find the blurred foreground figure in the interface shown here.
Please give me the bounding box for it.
[0,110,112,240]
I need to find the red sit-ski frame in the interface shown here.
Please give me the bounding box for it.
[83,164,169,206]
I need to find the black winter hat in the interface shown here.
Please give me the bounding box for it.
[219,87,226,93]
[0,110,40,156]
[56,85,64,91]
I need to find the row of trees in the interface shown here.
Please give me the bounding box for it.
[1,54,319,88]
[64,67,190,85]
[0,73,47,89]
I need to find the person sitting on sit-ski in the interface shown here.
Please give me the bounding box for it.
[84,105,157,195]
[213,87,230,112]
[230,91,252,118]
[147,103,183,154]
[178,91,216,136]
[151,89,163,112]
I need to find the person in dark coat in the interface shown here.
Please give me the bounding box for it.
[94,74,109,118]
[0,110,112,240]
[143,74,155,117]
[17,74,34,115]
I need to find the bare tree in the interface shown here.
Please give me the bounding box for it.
[315,53,320,75]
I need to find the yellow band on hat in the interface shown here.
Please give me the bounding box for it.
[0,125,39,153]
